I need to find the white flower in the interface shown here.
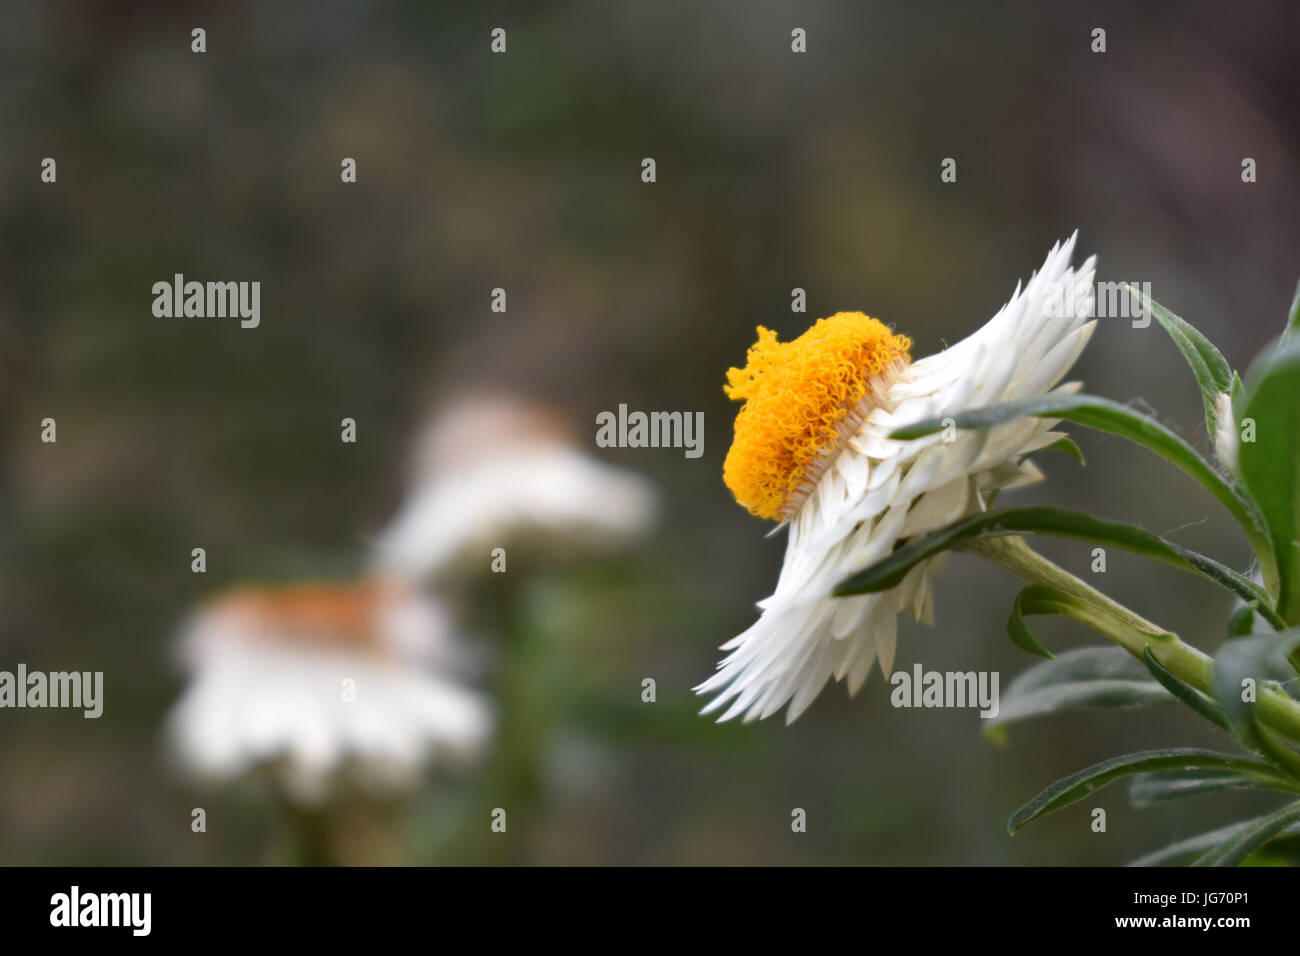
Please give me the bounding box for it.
[698,235,1097,723]
[372,394,658,581]
[166,578,492,804]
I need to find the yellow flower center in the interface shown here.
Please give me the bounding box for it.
[723,312,911,520]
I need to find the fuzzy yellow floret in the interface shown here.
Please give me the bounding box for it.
[723,312,911,520]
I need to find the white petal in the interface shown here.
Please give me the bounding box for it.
[700,236,1097,722]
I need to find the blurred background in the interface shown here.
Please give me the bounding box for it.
[1,0,1299,865]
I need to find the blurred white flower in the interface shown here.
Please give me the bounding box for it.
[373,394,658,580]
[166,577,491,804]
[698,236,1097,723]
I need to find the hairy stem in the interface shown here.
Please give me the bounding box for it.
[964,535,1300,748]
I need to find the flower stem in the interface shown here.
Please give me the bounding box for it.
[963,535,1300,747]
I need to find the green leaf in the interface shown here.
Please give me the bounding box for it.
[1212,630,1300,775]
[1009,748,1285,835]
[832,506,1277,621]
[1007,586,1064,659]
[1228,603,1259,638]
[1023,436,1085,468]
[1128,815,1300,867]
[1141,646,1230,731]
[1128,287,1233,441]
[889,392,1276,595]
[1214,631,1300,703]
[1237,339,1300,623]
[1191,799,1300,867]
[1129,768,1300,808]
[1287,276,1300,339]
[1231,370,1247,412]
[993,647,1172,728]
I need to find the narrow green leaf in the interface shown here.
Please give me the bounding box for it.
[1007,647,1159,693]
[1213,630,1300,776]
[1128,815,1300,867]
[832,506,1277,621]
[1141,646,1230,731]
[1231,370,1247,412]
[1023,436,1085,468]
[994,647,1172,728]
[1009,748,1283,835]
[1287,276,1300,338]
[1007,586,1062,659]
[1191,799,1300,867]
[889,392,1276,595]
[1217,630,1300,689]
[1228,603,1259,638]
[1129,768,1300,808]
[1129,287,1232,441]
[1237,339,1300,622]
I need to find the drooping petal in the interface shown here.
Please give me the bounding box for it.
[699,235,1098,723]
